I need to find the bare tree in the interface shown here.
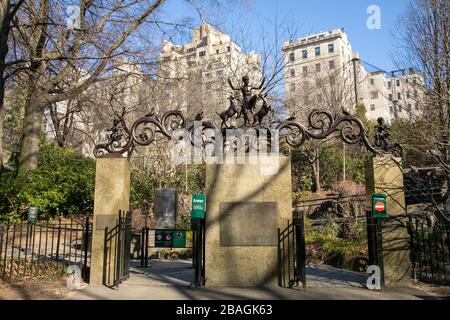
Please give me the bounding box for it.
[394,0,450,207]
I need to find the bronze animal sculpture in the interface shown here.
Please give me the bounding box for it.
[253,94,274,126]
[217,96,239,128]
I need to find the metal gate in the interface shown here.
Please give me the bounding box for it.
[103,211,132,289]
[408,211,450,285]
[278,211,306,289]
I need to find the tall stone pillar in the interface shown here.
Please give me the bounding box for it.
[205,154,292,287]
[90,157,131,285]
[365,156,411,287]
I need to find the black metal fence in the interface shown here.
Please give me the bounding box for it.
[103,211,132,289]
[278,212,306,289]
[0,217,92,283]
[409,212,450,285]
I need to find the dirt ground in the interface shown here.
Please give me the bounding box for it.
[0,279,74,300]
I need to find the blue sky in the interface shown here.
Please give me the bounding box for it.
[161,0,411,72]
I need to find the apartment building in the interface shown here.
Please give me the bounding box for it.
[282,28,363,119]
[158,23,263,120]
[366,69,424,124]
[282,28,423,124]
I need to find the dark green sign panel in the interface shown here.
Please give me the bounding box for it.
[28,207,38,223]
[192,194,206,219]
[172,230,186,248]
[372,193,387,218]
[155,230,173,248]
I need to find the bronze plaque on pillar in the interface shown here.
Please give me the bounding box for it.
[220,202,278,247]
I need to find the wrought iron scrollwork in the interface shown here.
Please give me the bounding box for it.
[276,110,377,153]
[93,76,403,159]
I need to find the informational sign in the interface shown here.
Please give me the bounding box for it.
[155,230,174,248]
[172,230,187,248]
[28,207,38,223]
[192,194,206,219]
[372,193,387,218]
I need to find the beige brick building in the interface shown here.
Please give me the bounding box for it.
[157,23,263,121]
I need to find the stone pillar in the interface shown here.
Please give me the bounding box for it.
[90,157,131,285]
[365,156,411,287]
[205,154,292,287]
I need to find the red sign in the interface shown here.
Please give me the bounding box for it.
[374,202,385,212]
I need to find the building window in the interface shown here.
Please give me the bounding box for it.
[397,93,402,100]
[407,104,412,111]
[216,49,220,54]
[303,66,308,74]
[227,46,231,52]
[216,70,224,77]
[388,81,392,89]
[329,76,335,85]
[205,72,212,79]
[290,83,296,92]
[389,94,393,101]
[396,79,400,87]
[370,104,375,111]
[289,52,295,62]
[290,69,296,77]
[315,47,321,56]
[370,79,375,85]
[199,51,206,57]
[302,50,307,59]
[328,43,334,53]
[415,103,420,110]
[414,89,418,97]
[370,91,378,99]
[315,63,321,72]
[329,60,335,69]
[398,105,403,112]
[389,106,393,113]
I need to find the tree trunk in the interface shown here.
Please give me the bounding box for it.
[18,86,44,173]
[0,0,12,172]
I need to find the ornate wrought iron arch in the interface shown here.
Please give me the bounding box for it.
[93,77,402,159]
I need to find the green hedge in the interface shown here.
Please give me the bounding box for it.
[0,139,95,221]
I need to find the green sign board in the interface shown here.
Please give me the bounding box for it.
[372,193,387,218]
[192,194,206,219]
[172,230,187,248]
[28,207,38,223]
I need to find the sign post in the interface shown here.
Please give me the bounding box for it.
[372,193,387,218]
[192,194,206,220]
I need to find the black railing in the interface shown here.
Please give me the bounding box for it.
[0,217,92,283]
[278,212,306,289]
[103,211,132,289]
[409,212,450,285]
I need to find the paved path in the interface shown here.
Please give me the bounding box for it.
[66,260,445,300]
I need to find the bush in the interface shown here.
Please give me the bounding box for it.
[0,139,95,221]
